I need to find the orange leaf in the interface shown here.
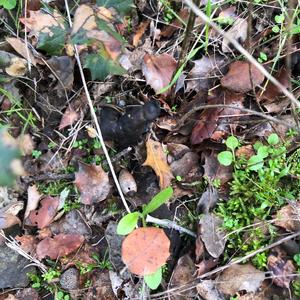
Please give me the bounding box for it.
[121,227,170,276]
[143,139,174,189]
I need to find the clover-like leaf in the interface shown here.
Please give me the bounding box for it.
[267,133,279,145]
[217,151,233,166]
[226,136,239,151]
[247,155,264,171]
[0,0,16,9]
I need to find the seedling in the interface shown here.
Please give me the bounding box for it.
[32,150,42,159]
[117,187,173,289]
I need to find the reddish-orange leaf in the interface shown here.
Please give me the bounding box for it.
[26,196,59,229]
[121,227,170,276]
[36,234,84,260]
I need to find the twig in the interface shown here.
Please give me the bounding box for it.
[175,103,300,131]
[63,0,131,214]
[183,0,300,109]
[146,215,197,238]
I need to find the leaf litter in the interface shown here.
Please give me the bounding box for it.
[1,0,300,298]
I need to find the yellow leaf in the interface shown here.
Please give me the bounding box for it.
[143,139,173,189]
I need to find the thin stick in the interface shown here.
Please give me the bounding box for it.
[183,0,300,109]
[63,0,131,213]
[146,215,197,238]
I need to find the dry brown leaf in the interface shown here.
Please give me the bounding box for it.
[267,247,296,288]
[199,213,226,258]
[59,106,79,130]
[17,134,35,155]
[121,227,170,276]
[133,20,150,47]
[0,201,23,230]
[143,139,174,189]
[274,201,300,232]
[142,53,177,97]
[24,185,42,219]
[222,18,248,53]
[217,264,265,295]
[16,235,37,255]
[36,233,84,260]
[71,4,96,34]
[20,10,65,37]
[5,56,27,77]
[221,61,265,93]
[75,162,111,205]
[6,37,36,66]
[26,196,59,228]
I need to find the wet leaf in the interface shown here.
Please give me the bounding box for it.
[267,247,296,288]
[221,61,265,93]
[84,52,126,81]
[121,227,170,275]
[217,264,265,295]
[143,139,174,189]
[142,53,177,97]
[26,196,60,228]
[199,214,226,258]
[75,162,111,205]
[37,26,66,55]
[36,233,84,260]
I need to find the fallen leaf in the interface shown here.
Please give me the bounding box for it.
[20,10,65,37]
[24,185,42,219]
[133,20,150,47]
[197,280,225,300]
[216,264,265,295]
[0,201,23,230]
[121,227,170,276]
[186,55,226,92]
[258,67,290,102]
[196,258,218,276]
[71,4,96,35]
[267,247,296,288]
[16,235,37,255]
[170,152,199,177]
[197,186,219,213]
[26,196,60,228]
[17,134,35,155]
[169,254,196,299]
[222,18,248,53]
[274,201,300,232]
[59,106,79,130]
[199,214,226,258]
[75,162,111,205]
[36,233,84,260]
[118,169,137,196]
[221,61,265,93]
[6,37,36,66]
[142,53,177,97]
[143,139,174,189]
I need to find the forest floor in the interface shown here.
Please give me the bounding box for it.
[0,0,300,299]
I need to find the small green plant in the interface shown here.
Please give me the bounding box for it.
[216,134,299,268]
[76,253,112,275]
[0,0,16,10]
[293,254,300,297]
[32,150,42,159]
[258,52,268,63]
[117,187,173,289]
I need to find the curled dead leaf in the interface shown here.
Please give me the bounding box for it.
[274,201,300,232]
[121,227,170,276]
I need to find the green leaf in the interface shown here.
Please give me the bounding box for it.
[253,141,263,151]
[257,146,269,159]
[272,25,280,33]
[267,133,279,145]
[84,53,126,81]
[275,14,285,24]
[116,212,140,235]
[217,151,233,166]
[144,267,162,290]
[37,26,66,55]
[96,0,135,16]
[0,129,21,186]
[142,187,173,216]
[247,155,264,171]
[226,136,239,151]
[71,28,90,45]
[0,0,16,10]
[96,19,125,43]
